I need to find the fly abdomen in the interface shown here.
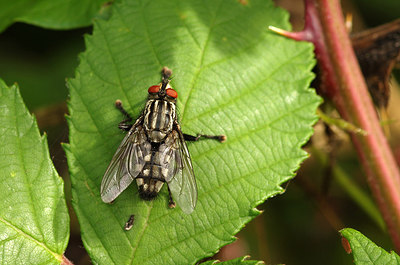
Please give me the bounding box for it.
[136,145,169,200]
[136,177,164,200]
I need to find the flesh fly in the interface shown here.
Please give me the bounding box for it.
[100,67,225,214]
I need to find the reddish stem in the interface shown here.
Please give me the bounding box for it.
[62,255,74,265]
[272,0,400,250]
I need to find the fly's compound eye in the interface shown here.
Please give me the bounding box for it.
[166,88,178,98]
[148,85,160,94]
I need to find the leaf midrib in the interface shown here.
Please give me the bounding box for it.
[13,90,45,252]
[0,216,62,262]
[71,1,317,264]
[179,0,224,123]
[128,1,290,262]
[125,1,224,263]
[130,206,152,264]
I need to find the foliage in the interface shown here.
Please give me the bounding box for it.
[341,228,400,265]
[6,0,398,264]
[0,81,69,264]
[64,0,320,264]
[0,0,108,32]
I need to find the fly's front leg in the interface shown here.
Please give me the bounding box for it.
[183,133,226,143]
[115,99,133,131]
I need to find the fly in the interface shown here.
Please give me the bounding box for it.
[100,67,226,214]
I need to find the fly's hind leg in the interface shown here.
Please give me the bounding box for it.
[167,186,176,209]
[115,99,133,131]
[183,133,226,143]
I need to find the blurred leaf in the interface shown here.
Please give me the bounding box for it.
[65,0,320,264]
[341,228,400,264]
[0,0,109,32]
[202,256,263,265]
[0,80,69,264]
[0,27,83,110]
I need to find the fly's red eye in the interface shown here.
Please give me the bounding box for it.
[166,88,178,98]
[148,85,160,94]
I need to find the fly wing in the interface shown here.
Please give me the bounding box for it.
[100,125,150,203]
[164,130,197,214]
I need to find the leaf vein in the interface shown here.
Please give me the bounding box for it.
[179,0,224,122]
[189,100,317,161]
[0,217,62,262]
[12,90,48,252]
[68,152,127,264]
[183,48,311,124]
[130,204,153,263]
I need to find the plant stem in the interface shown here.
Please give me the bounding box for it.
[271,0,400,250]
[313,0,400,251]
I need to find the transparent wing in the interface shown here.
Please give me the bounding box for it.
[100,125,150,203]
[164,130,197,214]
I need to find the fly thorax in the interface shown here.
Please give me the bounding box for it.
[143,99,176,142]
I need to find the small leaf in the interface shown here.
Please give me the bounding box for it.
[341,228,400,264]
[0,0,109,32]
[0,80,69,264]
[65,0,321,264]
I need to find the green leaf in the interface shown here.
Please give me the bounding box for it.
[0,0,109,32]
[0,80,69,264]
[65,0,320,264]
[341,228,400,265]
[202,256,264,265]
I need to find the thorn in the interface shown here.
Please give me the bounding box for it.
[268,25,311,42]
[268,25,289,35]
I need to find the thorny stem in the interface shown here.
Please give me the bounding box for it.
[271,0,400,250]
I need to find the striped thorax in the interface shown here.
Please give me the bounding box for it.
[143,97,176,143]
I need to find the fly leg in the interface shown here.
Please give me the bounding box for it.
[183,133,226,143]
[115,99,133,131]
[167,186,176,209]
